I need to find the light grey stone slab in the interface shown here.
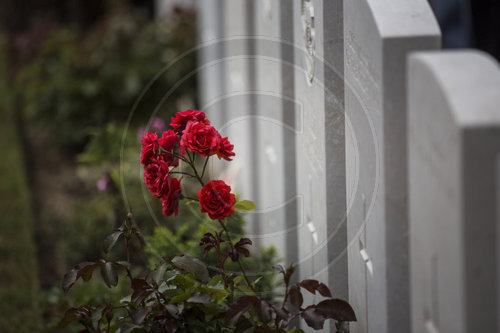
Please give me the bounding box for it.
[280,1,300,275]
[219,0,257,217]
[408,50,500,333]
[292,3,348,329]
[344,1,440,332]
[252,0,287,257]
[198,0,224,125]
[292,2,329,328]
[197,0,227,180]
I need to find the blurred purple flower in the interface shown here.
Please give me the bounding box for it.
[136,118,166,142]
[151,117,166,131]
[137,126,146,141]
[97,175,109,192]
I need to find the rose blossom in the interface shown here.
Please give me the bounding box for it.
[170,110,210,132]
[197,180,236,220]
[216,135,235,161]
[140,132,159,165]
[158,129,181,167]
[143,158,170,198]
[161,177,182,217]
[180,121,219,157]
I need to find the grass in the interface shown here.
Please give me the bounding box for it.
[0,35,42,332]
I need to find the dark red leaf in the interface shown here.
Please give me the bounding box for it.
[235,247,250,257]
[132,307,151,324]
[203,245,214,257]
[228,250,239,262]
[235,238,252,247]
[288,285,303,309]
[299,279,332,297]
[225,296,259,327]
[165,318,178,333]
[271,304,289,321]
[301,306,327,330]
[131,278,151,291]
[316,299,357,322]
[254,300,272,324]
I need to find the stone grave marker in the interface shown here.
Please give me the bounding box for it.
[408,50,500,333]
[344,0,440,332]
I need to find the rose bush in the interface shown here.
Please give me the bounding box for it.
[60,110,356,332]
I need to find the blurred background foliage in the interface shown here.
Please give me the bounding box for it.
[0,0,278,331]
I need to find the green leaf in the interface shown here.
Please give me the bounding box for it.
[251,276,263,288]
[62,269,78,293]
[101,262,118,288]
[103,231,122,254]
[187,292,211,304]
[58,308,78,328]
[233,276,245,286]
[170,291,192,304]
[234,200,256,212]
[150,262,168,285]
[172,255,209,283]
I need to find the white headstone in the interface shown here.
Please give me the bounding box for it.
[198,0,224,127]
[344,0,440,332]
[253,0,288,257]
[292,0,348,319]
[408,50,500,333]
[220,0,256,212]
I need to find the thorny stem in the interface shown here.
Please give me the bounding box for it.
[216,236,229,289]
[218,219,255,292]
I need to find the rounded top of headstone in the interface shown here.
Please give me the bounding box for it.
[368,0,440,38]
[409,50,500,127]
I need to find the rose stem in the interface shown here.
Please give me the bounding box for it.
[200,156,209,179]
[217,219,255,292]
[169,171,196,178]
[186,151,205,186]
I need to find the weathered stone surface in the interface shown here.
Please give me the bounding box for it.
[408,50,500,333]
[344,0,440,332]
[252,0,287,256]
[292,2,348,325]
[219,0,256,214]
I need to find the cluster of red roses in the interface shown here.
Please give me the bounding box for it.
[140,110,237,220]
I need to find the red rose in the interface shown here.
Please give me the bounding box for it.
[216,135,235,161]
[161,177,182,216]
[197,180,236,220]
[143,158,170,198]
[158,129,181,167]
[140,132,159,164]
[180,121,219,157]
[170,110,210,132]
